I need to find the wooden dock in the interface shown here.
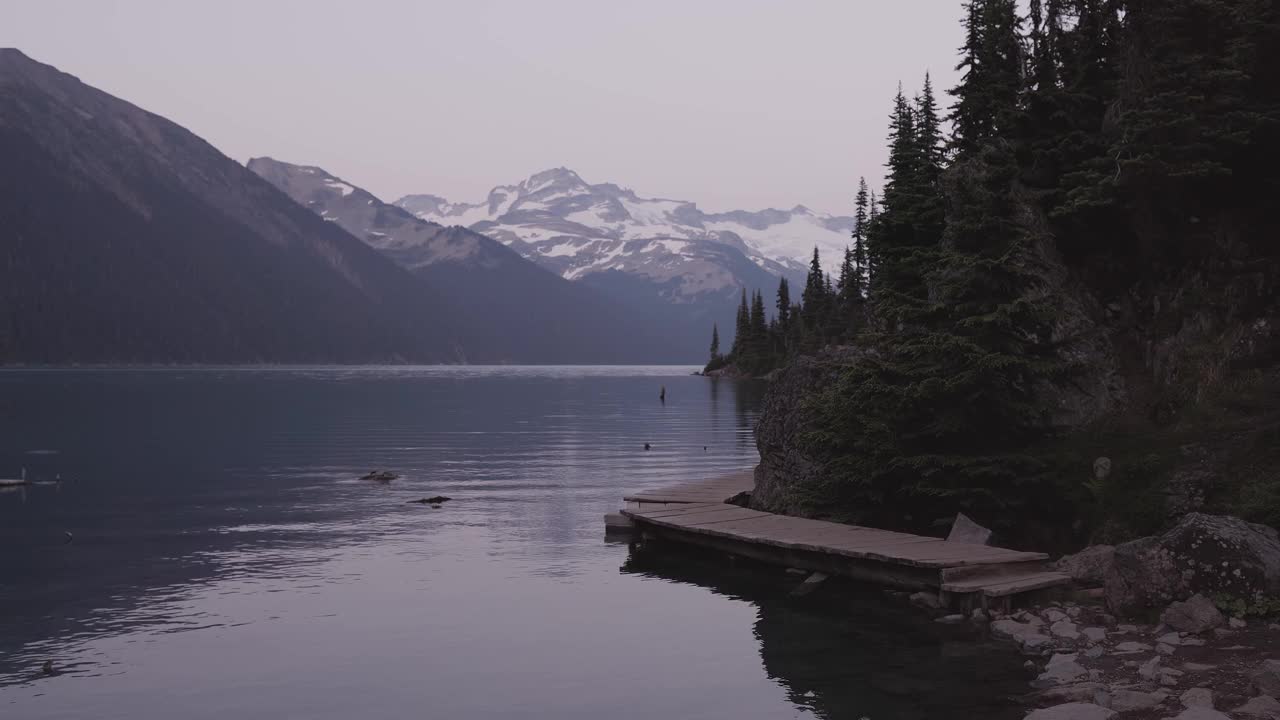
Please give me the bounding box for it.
[616,471,1071,609]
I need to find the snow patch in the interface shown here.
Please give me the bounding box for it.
[324,178,354,197]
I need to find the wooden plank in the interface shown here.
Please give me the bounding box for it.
[626,503,730,518]
[629,501,728,512]
[980,572,1072,597]
[649,508,775,527]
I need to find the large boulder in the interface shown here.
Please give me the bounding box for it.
[1056,545,1116,586]
[751,349,862,516]
[1104,513,1280,615]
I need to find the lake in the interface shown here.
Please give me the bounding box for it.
[0,367,1027,719]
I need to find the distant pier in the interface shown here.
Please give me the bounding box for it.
[613,470,1070,610]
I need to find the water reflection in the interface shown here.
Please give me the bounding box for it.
[623,542,1028,720]
[1,367,1020,720]
[1,367,770,715]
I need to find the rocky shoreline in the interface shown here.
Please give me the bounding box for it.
[996,596,1280,719]
[899,511,1280,719]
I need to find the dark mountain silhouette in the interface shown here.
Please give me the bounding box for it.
[0,48,468,364]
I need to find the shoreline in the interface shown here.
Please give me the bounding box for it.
[617,472,1280,719]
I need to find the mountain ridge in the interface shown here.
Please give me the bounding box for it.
[0,48,467,363]
[248,157,699,363]
[395,167,854,283]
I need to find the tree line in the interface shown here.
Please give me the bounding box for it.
[709,0,1280,530]
[706,176,877,376]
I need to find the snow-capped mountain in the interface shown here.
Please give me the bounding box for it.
[248,156,520,273]
[396,168,856,290]
[247,157,696,363]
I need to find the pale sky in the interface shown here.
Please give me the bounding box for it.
[1,0,964,214]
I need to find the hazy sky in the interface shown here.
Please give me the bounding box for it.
[1,0,964,214]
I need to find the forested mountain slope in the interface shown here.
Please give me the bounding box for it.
[749,0,1280,548]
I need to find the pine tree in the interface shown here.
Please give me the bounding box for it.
[749,290,767,339]
[915,73,948,256]
[950,0,989,154]
[948,0,1022,154]
[836,246,853,298]
[835,246,863,339]
[775,276,792,340]
[869,84,939,327]
[916,73,946,180]
[709,323,720,361]
[801,247,827,335]
[731,288,749,358]
[804,0,1075,528]
[852,177,870,296]
[736,289,768,373]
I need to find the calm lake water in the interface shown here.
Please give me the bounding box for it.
[0,367,1026,719]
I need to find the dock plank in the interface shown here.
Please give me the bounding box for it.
[618,472,1069,598]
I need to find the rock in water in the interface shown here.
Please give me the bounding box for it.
[1161,594,1225,634]
[1104,513,1280,615]
[407,496,452,505]
[947,512,993,545]
[1024,703,1115,720]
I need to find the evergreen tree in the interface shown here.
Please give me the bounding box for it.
[916,73,946,181]
[950,0,989,153]
[775,277,792,341]
[916,73,947,232]
[852,177,870,295]
[1025,0,1122,233]
[731,288,749,357]
[709,323,720,361]
[835,246,863,339]
[948,0,1022,154]
[800,247,828,335]
[749,290,767,339]
[1069,0,1265,225]
[836,246,856,300]
[808,0,1071,528]
[869,84,939,327]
